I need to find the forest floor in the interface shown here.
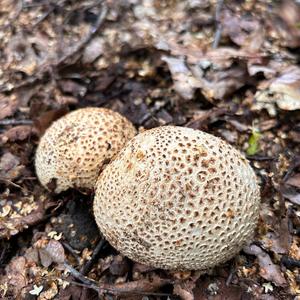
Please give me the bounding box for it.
[0,0,300,299]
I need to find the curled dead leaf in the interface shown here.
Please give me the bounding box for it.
[255,66,300,115]
[244,244,287,286]
[39,239,65,267]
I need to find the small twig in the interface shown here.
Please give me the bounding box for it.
[61,241,81,264]
[64,262,99,288]
[32,6,55,28]
[80,238,107,275]
[68,281,173,297]
[281,256,300,268]
[0,178,25,191]
[226,263,236,286]
[212,0,224,48]
[23,176,38,180]
[64,262,172,297]
[0,242,9,266]
[282,155,300,182]
[246,155,275,161]
[0,119,33,126]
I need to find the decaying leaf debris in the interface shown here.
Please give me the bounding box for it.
[0,0,300,299]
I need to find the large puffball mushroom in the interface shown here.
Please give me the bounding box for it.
[35,107,136,193]
[94,126,260,271]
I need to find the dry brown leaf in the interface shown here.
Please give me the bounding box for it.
[162,56,201,100]
[39,239,65,267]
[0,94,18,120]
[221,9,260,47]
[0,152,24,181]
[191,63,247,100]
[82,37,105,64]
[162,52,248,101]
[173,280,197,300]
[109,255,130,276]
[4,32,54,76]
[286,174,300,188]
[132,262,157,274]
[1,256,28,296]
[255,66,300,115]
[282,191,300,205]
[276,0,300,48]
[0,125,32,144]
[244,244,287,286]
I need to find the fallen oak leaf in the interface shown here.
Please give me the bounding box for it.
[243,244,287,286]
[109,255,130,276]
[221,9,260,47]
[275,0,300,48]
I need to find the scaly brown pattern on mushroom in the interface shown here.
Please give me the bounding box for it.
[35,107,136,193]
[94,126,260,271]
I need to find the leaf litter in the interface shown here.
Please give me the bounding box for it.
[0,0,300,299]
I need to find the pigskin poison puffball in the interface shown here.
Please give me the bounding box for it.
[94,126,260,271]
[35,107,136,193]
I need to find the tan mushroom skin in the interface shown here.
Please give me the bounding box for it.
[94,126,260,271]
[35,107,136,193]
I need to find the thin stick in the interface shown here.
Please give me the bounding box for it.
[0,119,33,126]
[0,178,25,190]
[68,281,173,297]
[212,0,224,48]
[226,263,235,286]
[64,262,172,297]
[80,238,106,275]
[246,155,275,161]
[33,6,55,28]
[61,241,81,264]
[64,262,99,288]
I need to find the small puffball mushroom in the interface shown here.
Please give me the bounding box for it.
[94,126,260,271]
[35,107,136,193]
